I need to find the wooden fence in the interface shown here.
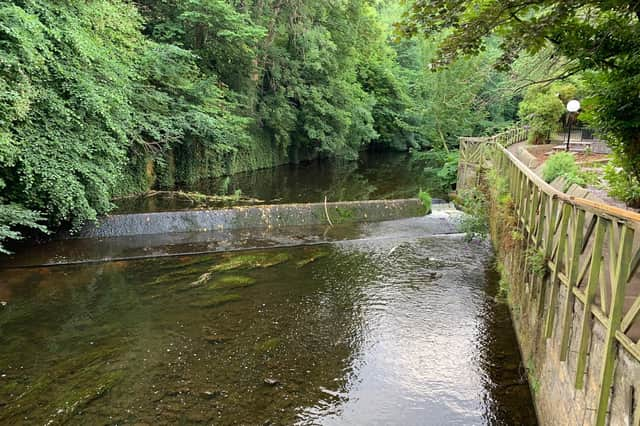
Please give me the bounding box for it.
[459,128,640,425]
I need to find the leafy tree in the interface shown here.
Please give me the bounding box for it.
[0,0,248,250]
[397,0,640,184]
[518,82,578,143]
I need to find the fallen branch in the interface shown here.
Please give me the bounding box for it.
[324,196,334,227]
[114,190,264,205]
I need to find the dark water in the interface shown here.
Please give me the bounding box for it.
[115,152,441,214]
[0,229,536,425]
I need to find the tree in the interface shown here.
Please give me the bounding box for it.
[397,0,640,183]
[518,82,578,143]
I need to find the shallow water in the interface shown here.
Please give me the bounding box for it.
[114,151,441,213]
[0,228,536,425]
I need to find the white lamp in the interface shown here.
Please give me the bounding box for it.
[565,100,581,151]
[567,100,581,113]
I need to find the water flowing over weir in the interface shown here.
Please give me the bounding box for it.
[0,149,537,426]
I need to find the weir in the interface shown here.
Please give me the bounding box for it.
[74,198,429,239]
[459,127,640,425]
[1,200,457,268]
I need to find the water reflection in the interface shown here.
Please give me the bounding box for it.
[114,151,442,213]
[0,235,535,425]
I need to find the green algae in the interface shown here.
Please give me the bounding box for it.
[255,337,281,353]
[295,250,330,268]
[189,293,242,308]
[0,347,124,424]
[208,275,257,290]
[210,252,291,272]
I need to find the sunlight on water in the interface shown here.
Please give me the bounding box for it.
[0,233,536,425]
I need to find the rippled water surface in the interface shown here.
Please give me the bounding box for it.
[0,229,536,425]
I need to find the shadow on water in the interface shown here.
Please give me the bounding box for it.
[114,151,444,213]
[0,234,536,425]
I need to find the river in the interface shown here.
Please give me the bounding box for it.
[0,153,536,425]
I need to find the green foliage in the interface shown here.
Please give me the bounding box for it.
[486,168,510,205]
[542,153,580,183]
[0,0,527,248]
[525,248,547,277]
[457,187,489,241]
[511,230,524,242]
[416,150,460,192]
[604,158,640,208]
[397,0,640,186]
[418,190,432,213]
[495,261,509,299]
[542,152,600,191]
[518,88,565,143]
[518,81,580,143]
[0,0,252,248]
[582,69,640,184]
[561,171,587,191]
[0,203,47,253]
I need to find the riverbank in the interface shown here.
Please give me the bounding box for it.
[460,128,640,425]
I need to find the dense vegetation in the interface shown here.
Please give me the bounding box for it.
[5,0,638,251]
[0,0,522,250]
[399,0,640,201]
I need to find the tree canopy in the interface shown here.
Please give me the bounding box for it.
[398,0,640,183]
[0,0,524,251]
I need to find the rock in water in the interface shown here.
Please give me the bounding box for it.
[263,378,280,386]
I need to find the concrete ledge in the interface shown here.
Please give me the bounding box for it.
[75,198,428,238]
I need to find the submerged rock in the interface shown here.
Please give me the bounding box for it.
[254,337,281,353]
[203,335,227,344]
[200,390,221,399]
[319,386,342,398]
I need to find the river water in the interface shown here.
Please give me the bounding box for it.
[0,153,536,425]
[114,152,442,213]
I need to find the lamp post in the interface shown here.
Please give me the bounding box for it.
[565,100,581,151]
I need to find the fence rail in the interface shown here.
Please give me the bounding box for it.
[459,128,640,426]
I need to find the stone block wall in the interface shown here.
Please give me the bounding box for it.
[494,201,640,426]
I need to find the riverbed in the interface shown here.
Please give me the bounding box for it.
[0,151,536,424]
[0,216,536,425]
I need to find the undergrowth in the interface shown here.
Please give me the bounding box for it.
[525,247,547,277]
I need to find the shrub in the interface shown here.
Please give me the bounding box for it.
[604,160,640,208]
[542,152,580,183]
[418,190,432,213]
[561,170,586,190]
[518,83,575,144]
[457,187,489,240]
[416,150,460,192]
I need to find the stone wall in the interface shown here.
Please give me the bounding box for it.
[490,186,640,426]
